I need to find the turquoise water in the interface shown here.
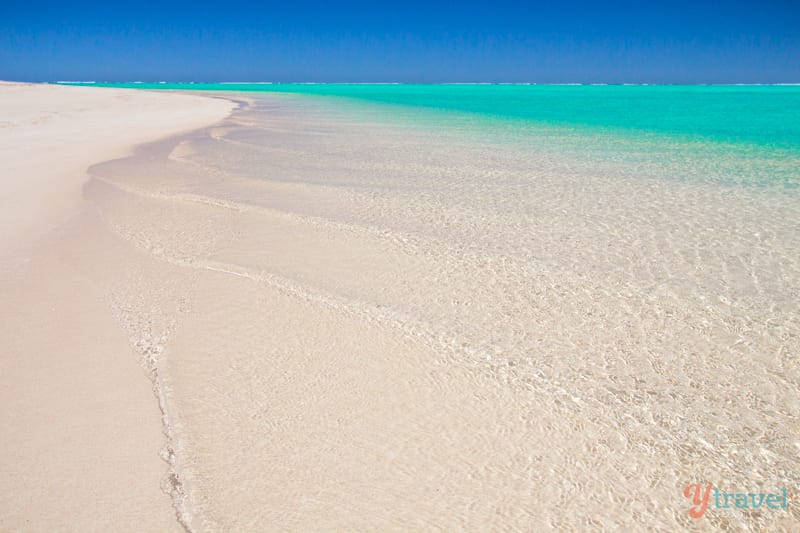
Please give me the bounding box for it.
[60,82,800,186]
[59,83,800,147]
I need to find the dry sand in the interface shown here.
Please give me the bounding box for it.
[0,83,233,531]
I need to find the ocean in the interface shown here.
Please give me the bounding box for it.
[75,83,799,529]
[63,83,800,188]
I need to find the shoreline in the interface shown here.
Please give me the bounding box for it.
[0,82,236,254]
[2,83,797,530]
[0,83,234,531]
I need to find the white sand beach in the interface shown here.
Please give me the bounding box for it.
[0,83,232,531]
[1,83,798,531]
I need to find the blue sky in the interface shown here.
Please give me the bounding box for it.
[1,0,798,83]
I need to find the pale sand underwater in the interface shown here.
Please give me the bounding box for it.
[2,85,799,530]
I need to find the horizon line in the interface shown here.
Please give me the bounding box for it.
[48,81,800,86]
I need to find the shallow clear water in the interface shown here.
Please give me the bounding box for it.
[78,87,800,530]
